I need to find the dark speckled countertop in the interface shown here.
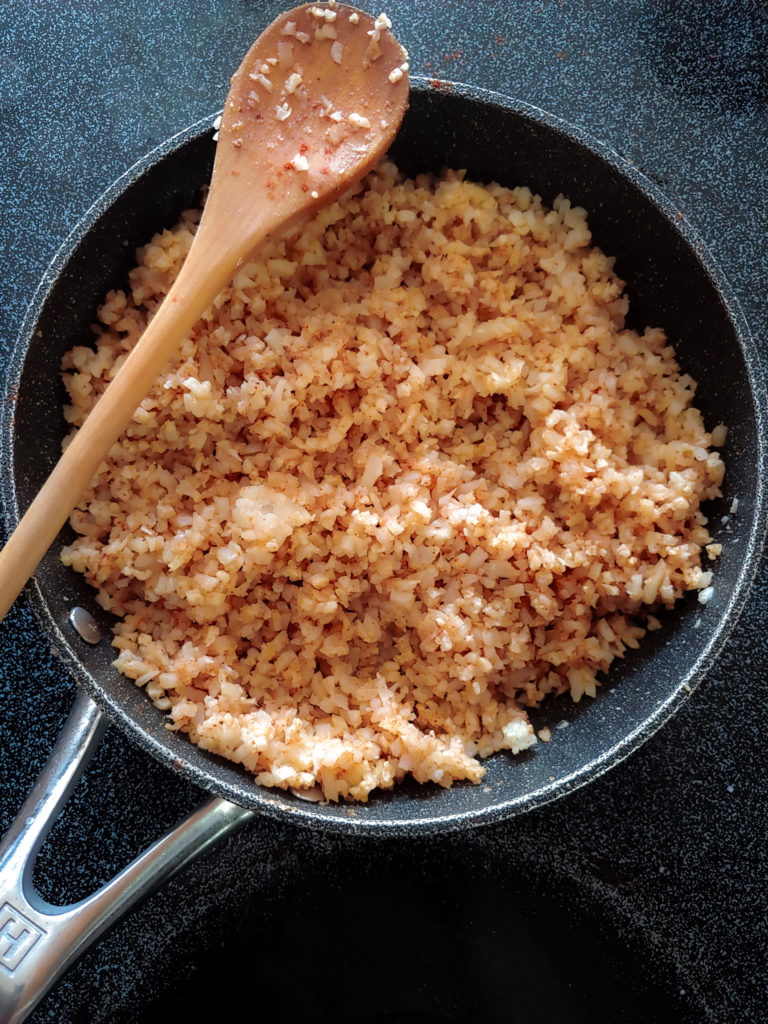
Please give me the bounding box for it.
[1,2,766,1021]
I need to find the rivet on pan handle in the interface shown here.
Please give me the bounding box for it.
[0,688,255,1023]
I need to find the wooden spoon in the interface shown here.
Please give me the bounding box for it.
[0,3,409,622]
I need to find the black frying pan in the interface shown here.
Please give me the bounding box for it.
[0,77,766,1019]
[5,77,768,830]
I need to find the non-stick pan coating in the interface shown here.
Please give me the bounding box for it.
[3,80,765,835]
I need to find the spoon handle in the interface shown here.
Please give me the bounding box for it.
[0,237,236,622]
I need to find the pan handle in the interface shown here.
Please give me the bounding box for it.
[0,687,255,1023]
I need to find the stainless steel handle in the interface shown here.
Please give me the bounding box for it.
[0,688,255,1023]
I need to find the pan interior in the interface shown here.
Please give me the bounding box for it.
[7,82,764,834]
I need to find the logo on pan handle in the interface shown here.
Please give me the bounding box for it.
[0,902,45,972]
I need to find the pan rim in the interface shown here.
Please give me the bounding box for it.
[3,77,767,836]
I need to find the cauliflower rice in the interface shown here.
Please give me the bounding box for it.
[61,161,724,802]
